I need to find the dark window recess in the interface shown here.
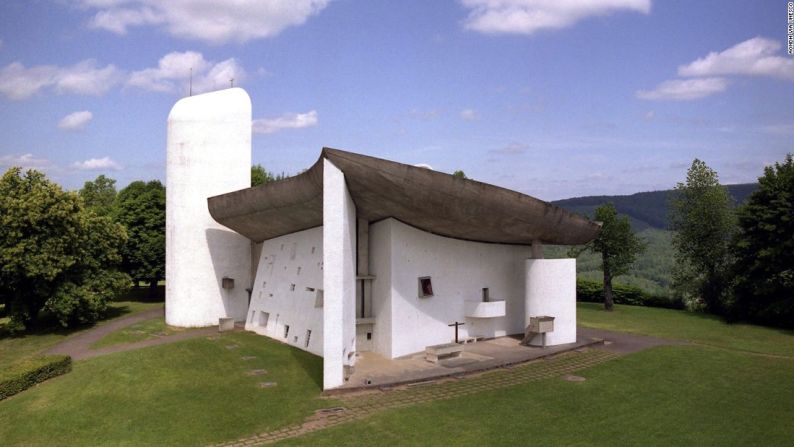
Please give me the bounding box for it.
[419,277,434,298]
[305,330,312,347]
[284,325,290,339]
[482,287,490,302]
[366,332,372,340]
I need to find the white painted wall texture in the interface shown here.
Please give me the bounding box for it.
[322,159,357,389]
[371,218,534,359]
[165,88,252,327]
[525,259,577,345]
[245,227,324,356]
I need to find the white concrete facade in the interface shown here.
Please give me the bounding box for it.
[524,259,577,345]
[245,227,324,356]
[165,88,252,327]
[369,218,534,358]
[322,159,357,389]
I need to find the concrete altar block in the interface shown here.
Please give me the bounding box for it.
[425,343,463,363]
[219,317,235,332]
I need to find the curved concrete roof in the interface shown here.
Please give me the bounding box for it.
[208,148,600,245]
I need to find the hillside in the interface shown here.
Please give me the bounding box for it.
[551,183,757,231]
[547,183,757,296]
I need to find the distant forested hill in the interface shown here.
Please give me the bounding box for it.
[546,183,757,296]
[551,183,757,231]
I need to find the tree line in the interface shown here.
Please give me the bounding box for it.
[582,154,794,329]
[0,165,286,332]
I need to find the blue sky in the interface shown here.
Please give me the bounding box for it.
[0,0,791,200]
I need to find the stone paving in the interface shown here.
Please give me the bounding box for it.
[209,347,619,447]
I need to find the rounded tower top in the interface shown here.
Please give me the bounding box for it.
[168,87,252,124]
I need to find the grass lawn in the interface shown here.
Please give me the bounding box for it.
[91,317,184,349]
[0,301,165,372]
[277,345,794,446]
[0,332,333,446]
[577,302,794,357]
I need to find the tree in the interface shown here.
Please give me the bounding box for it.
[452,170,467,179]
[78,174,117,216]
[730,153,794,327]
[669,159,736,314]
[251,164,287,187]
[580,203,645,311]
[0,168,129,331]
[115,180,165,294]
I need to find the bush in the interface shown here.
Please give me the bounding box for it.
[0,355,72,401]
[577,278,684,310]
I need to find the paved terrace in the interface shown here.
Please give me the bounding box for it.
[339,333,603,391]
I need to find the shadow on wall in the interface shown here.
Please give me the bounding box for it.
[206,228,250,321]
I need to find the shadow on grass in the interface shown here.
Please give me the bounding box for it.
[290,347,324,390]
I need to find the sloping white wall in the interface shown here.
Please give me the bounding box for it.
[245,227,324,356]
[373,219,533,359]
[166,88,251,327]
[322,159,357,389]
[525,259,577,345]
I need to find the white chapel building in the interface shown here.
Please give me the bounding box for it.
[165,88,601,390]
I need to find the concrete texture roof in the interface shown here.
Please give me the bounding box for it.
[208,148,600,245]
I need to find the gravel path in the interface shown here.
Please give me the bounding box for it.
[47,307,217,360]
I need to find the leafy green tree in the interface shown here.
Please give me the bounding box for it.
[0,168,129,331]
[78,174,117,216]
[251,164,287,187]
[669,159,736,313]
[577,203,645,310]
[115,180,165,294]
[452,170,467,179]
[730,154,794,327]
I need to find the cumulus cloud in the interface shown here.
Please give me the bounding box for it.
[58,110,93,130]
[79,0,330,44]
[0,153,52,170]
[460,0,651,35]
[127,51,245,94]
[678,37,794,81]
[253,110,318,134]
[0,60,121,100]
[71,156,123,171]
[413,163,434,170]
[460,108,479,121]
[636,77,728,101]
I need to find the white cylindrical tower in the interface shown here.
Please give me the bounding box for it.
[166,88,252,327]
[524,258,577,346]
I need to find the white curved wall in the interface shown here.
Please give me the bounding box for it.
[371,218,533,359]
[524,259,577,346]
[166,88,252,327]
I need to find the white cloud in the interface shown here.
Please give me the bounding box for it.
[79,0,330,44]
[0,60,121,100]
[460,0,650,35]
[413,163,434,170]
[127,51,244,94]
[678,37,794,81]
[253,110,318,134]
[0,153,52,170]
[71,157,123,171]
[58,111,93,131]
[460,108,479,121]
[636,77,728,101]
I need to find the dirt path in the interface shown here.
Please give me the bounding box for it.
[47,307,217,360]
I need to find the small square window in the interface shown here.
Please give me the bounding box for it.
[418,277,434,298]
